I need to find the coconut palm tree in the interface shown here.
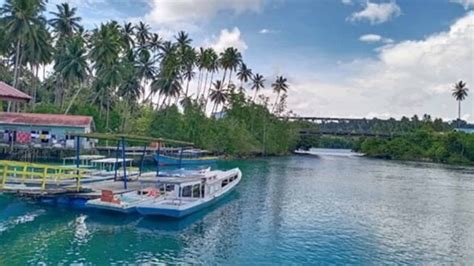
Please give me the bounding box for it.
[236,63,252,92]
[210,80,228,114]
[135,21,150,48]
[205,48,219,101]
[271,76,288,111]
[54,35,89,113]
[1,0,47,88]
[452,80,469,123]
[22,22,52,103]
[181,47,196,98]
[49,3,82,39]
[219,47,241,84]
[121,22,135,50]
[147,33,162,53]
[251,73,265,101]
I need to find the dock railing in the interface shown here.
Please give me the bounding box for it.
[0,160,86,192]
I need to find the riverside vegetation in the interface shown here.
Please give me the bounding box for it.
[0,0,472,164]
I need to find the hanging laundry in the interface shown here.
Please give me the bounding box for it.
[16,131,31,144]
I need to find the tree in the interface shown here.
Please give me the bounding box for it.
[135,21,150,48]
[210,80,228,114]
[1,0,47,88]
[219,47,242,84]
[251,73,265,101]
[49,3,82,39]
[54,35,88,113]
[236,63,252,92]
[271,76,288,111]
[452,80,469,123]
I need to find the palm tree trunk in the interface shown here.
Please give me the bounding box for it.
[458,100,461,120]
[228,69,233,84]
[272,92,280,112]
[253,90,258,102]
[12,40,21,88]
[64,84,84,114]
[202,71,209,99]
[458,100,461,127]
[196,70,203,99]
[221,69,227,84]
[185,78,191,98]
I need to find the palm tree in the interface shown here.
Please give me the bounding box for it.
[22,22,52,103]
[219,47,241,84]
[251,73,265,101]
[181,47,196,98]
[205,48,219,102]
[154,48,182,108]
[49,3,82,39]
[452,80,469,123]
[135,21,150,48]
[209,80,228,114]
[121,22,135,49]
[236,63,252,92]
[147,33,161,53]
[54,36,89,113]
[1,0,47,88]
[271,76,288,111]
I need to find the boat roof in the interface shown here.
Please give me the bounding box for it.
[91,158,134,163]
[63,155,106,160]
[141,176,203,185]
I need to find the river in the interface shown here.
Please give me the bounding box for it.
[1,154,473,264]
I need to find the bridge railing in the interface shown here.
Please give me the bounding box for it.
[0,160,86,191]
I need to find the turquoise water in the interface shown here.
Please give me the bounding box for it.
[1,155,474,264]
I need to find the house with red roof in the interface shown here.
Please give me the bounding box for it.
[0,112,95,148]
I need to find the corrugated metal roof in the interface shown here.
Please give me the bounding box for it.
[0,81,32,102]
[0,112,93,128]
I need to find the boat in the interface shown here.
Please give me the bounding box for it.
[158,167,211,177]
[136,168,242,218]
[154,149,219,166]
[85,188,162,213]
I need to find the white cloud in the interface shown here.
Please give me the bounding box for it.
[359,34,394,43]
[144,0,263,28]
[451,0,474,9]
[206,27,248,53]
[288,12,474,122]
[348,1,401,24]
[341,0,353,5]
[259,28,279,34]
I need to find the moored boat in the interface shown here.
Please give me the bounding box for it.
[154,149,219,166]
[136,168,242,218]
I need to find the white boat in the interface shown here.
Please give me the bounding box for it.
[136,168,242,218]
[86,188,162,213]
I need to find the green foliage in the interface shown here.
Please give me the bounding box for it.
[356,130,474,165]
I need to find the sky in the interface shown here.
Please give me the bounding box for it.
[3,0,473,121]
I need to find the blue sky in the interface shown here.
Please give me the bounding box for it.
[3,0,473,121]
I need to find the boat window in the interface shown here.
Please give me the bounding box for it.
[181,185,192,197]
[222,179,229,188]
[192,184,201,198]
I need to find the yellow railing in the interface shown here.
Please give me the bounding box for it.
[0,160,86,191]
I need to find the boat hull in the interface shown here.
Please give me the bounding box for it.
[154,154,217,166]
[136,186,235,218]
[137,169,241,218]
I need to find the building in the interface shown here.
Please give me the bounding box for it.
[0,81,32,103]
[0,112,95,148]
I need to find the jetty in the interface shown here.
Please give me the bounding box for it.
[0,133,195,205]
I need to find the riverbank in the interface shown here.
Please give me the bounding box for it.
[353,130,474,166]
